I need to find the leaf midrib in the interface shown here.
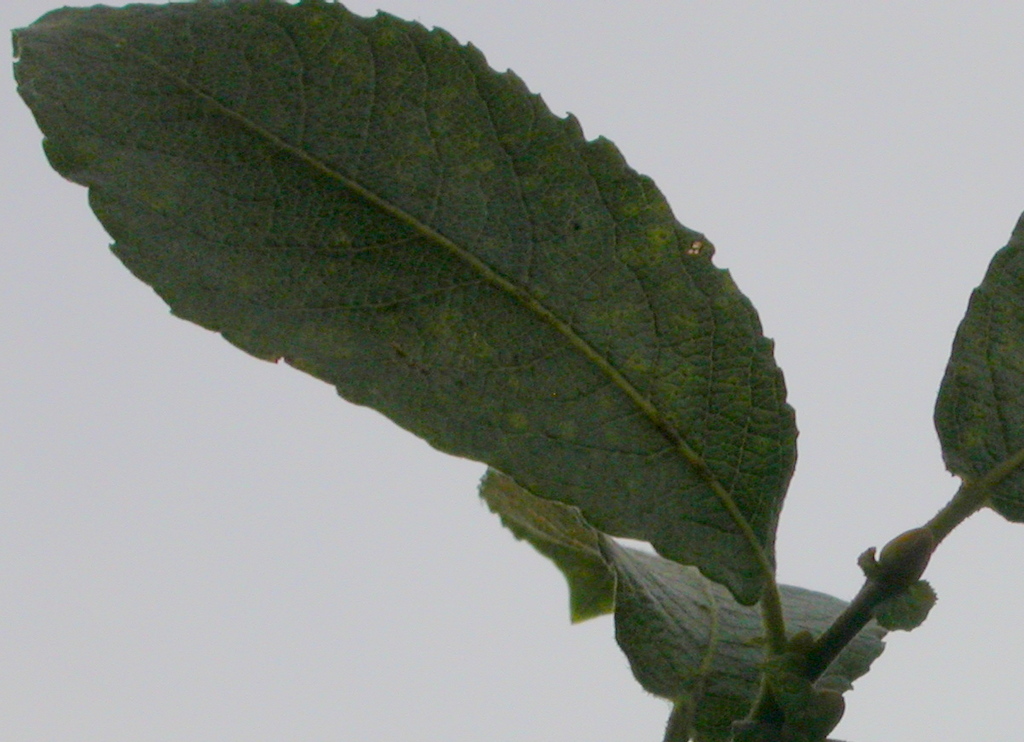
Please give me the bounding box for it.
[76,19,772,582]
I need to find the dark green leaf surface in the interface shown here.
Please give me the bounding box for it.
[936,213,1024,520]
[481,473,886,742]
[14,0,796,602]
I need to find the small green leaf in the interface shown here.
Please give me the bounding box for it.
[480,469,614,622]
[482,476,885,742]
[936,212,1024,519]
[609,542,884,742]
[14,0,796,604]
[873,580,937,632]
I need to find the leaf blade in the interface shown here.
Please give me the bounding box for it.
[14,0,796,602]
[482,473,886,742]
[609,543,885,742]
[935,212,1024,520]
[480,469,615,623]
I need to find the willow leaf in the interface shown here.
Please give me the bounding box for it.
[936,212,1024,519]
[611,547,884,742]
[14,0,796,603]
[481,472,886,742]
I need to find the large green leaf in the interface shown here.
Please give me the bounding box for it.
[480,472,886,742]
[14,0,796,603]
[935,213,1024,519]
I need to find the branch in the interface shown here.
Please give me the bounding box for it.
[802,527,933,682]
[801,443,1024,684]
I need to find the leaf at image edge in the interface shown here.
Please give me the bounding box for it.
[482,474,886,742]
[608,541,886,742]
[935,212,1024,519]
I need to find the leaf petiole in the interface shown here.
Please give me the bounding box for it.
[926,444,1024,544]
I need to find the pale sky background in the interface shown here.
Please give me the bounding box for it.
[3,2,1024,740]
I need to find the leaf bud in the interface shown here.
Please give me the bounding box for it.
[798,689,846,741]
[875,527,934,587]
[786,629,815,655]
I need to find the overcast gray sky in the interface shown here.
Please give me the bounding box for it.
[4,2,1024,740]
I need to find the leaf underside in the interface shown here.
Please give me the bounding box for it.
[14,0,796,603]
[480,468,615,622]
[936,212,1024,519]
[481,471,886,742]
